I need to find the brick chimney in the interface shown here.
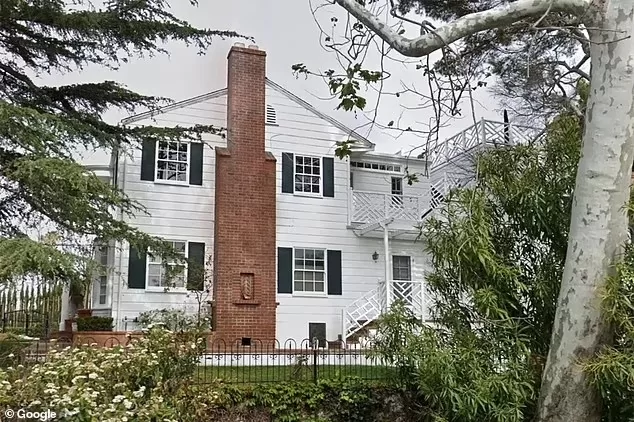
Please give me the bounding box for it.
[212,44,277,344]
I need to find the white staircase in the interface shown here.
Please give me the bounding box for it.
[342,119,544,342]
[343,282,386,340]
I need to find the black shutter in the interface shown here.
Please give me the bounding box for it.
[140,140,156,181]
[187,242,206,290]
[327,250,342,295]
[278,247,293,293]
[189,143,203,186]
[282,153,294,193]
[323,157,334,197]
[128,246,146,289]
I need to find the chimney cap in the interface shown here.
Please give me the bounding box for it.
[248,44,259,50]
[233,42,245,48]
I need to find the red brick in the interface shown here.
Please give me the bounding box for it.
[212,45,277,344]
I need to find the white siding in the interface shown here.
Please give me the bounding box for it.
[110,94,227,330]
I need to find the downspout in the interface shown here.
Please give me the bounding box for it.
[114,148,126,331]
[383,223,391,310]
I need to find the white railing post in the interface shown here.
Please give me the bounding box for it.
[348,188,353,225]
[384,193,389,219]
[341,308,347,345]
[420,278,425,320]
[480,117,486,146]
[383,225,391,310]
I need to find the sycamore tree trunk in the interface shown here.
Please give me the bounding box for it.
[536,2,634,421]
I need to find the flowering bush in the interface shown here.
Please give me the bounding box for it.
[138,308,210,332]
[0,327,210,421]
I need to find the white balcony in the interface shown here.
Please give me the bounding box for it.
[350,191,430,225]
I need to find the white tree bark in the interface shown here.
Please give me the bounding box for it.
[536,1,634,420]
[333,0,634,421]
[335,0,591,57]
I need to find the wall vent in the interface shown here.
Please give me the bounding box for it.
[266,104,277,125]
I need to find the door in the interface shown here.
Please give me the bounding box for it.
[391,177,404,215]
[392,255,413,306]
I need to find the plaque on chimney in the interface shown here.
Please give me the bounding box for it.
[240,273,254,300]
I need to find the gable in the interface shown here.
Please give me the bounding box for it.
[119,80,374,150]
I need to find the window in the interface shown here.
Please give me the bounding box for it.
[97,245,108,305]
[156,141,189,182]
[391,177,403,195]
[147,241,187,289]
[392,256,411,281]
[294,248,326,292]
[350,161,402,173]
[294,155,321,194]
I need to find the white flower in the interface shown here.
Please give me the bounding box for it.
[88,372,98,379]
[72,375,87,384]
[123,399,133,409]
[112,395,125,404]
[7,353,14,358]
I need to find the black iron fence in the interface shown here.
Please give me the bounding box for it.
[2,310,51,338]
[0,336,393,384]
[197,338,391,384]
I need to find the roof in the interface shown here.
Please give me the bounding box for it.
[119,78,375,149]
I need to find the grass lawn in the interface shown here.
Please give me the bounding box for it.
[194,364,395,383]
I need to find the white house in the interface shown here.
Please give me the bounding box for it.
[86,43,541,345]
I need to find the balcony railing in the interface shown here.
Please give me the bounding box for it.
[351,191,429,224]
[342,279,431,340]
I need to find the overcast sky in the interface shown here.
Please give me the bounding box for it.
[45,1,504,165]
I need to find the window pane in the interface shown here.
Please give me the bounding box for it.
[304,281,314,292]
[304,271,314,281]
[294,281,303,291]
[314,282,324,292]
[315,250,324,260]
[315,272,324,281]
[294,260,304,270]
[295,249,304,259]
[294,270,304,280]
[305,249,314,259]
[173,242,186,255]
[315,260,324,271]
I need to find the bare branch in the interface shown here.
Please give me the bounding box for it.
[334,0,591,57]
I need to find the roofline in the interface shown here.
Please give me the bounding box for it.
[118,79,376,150]
[264,78,375,149]
[120,88,228,125]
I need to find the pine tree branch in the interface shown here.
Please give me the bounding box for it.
[334,0,591,57]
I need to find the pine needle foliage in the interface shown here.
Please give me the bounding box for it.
[0,0,245,283]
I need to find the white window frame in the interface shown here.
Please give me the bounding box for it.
[146,240,188,292]
[93,243,109,307]
[293,247,327,296]
[350,160,403,174]
[293,155,322,197]
[154,140,190,185]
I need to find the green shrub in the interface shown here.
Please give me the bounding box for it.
[202,378,400,422]
[138,308,210,332]
[0,335,31,368]
[0,327,206,421]
[76,316,113,332]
